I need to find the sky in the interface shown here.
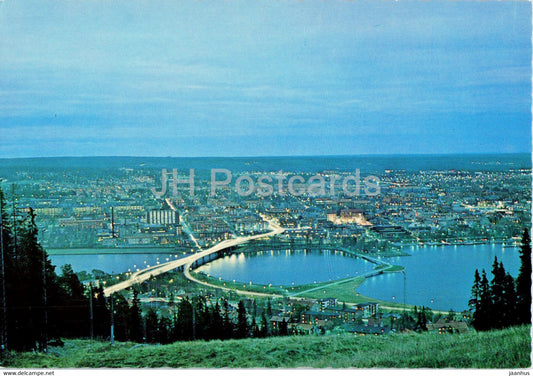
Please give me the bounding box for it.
[0,0,531,158]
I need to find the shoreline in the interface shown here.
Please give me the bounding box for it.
[47,247,191,256]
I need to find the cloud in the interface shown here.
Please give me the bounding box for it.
[0,0,530,157]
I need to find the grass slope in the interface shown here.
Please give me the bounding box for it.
[3,325,530,369]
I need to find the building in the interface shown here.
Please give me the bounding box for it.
[427,319,468,334]
[316,297,338,311]
[301,310,340,325]
[327,209,372,226]
[233,216,267,233]
[324,306,361,323]
[270,315,289,331]
[355,302,378,318]
[342,323,391,336]
[146,209,179,225]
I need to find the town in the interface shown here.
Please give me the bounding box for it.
[2,160,528,251]
[0,155,529,341]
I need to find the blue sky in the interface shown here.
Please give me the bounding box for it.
[0,0,530,157]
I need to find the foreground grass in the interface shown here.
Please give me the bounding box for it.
[3,325,530,368]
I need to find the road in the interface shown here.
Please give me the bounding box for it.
[165,198,202,250]
[104,216,284,296]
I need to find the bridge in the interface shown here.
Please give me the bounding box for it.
[103,216,284,296]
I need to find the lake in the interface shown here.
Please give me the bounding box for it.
[356,244,520,312]
[50,244,520,312]
[196,249,377,286]
[50,251,188,274]
[197,244,520,311]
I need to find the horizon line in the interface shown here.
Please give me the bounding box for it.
[0,151,531,161]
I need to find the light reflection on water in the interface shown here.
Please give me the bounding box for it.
[357,244,520,311]
[50,251,186,275]
[197,249,376,286]
[50,244,520,312]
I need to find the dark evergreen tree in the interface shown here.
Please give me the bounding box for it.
[260,311,269,337]
[471,252,524,331]
[194,297,211,340]
[490,257,506,329]
[170,307,180,342]
[176,297,193,340]
[111,293,130,342]
[420,307,428,331]
[58,264,89,338]
[0,190,10,352]
[279,318,288,336]
[469,269,481,316]
[447,309,455,321]
[92,284,110,339]
[157,315,172,344]
[128,289,143,342]
[59,264,85,300]
[236,300,249,338]
[516,229,531,325]
[502,271,517,327]
[470,269,486,330]
[474,270,493,331]
[144,308,158,343]
[0,194,113,351]
[252,316,260,337]
[222,299,233,339]
[413,305,418,330]
[12,208,62,351]
[415,306,428,332]
[210,301,223,340]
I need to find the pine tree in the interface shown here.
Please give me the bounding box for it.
[199,299,212,340]
[469,269,482,328]
[15,208,62,350]
[0,194,109,351]
[490,257,506,329]
[420,307,427,331]
[58,264,89,338]
[177,297,193,340]
[192,296,208,340]
[210,301,223,340]
[279,318,288,336]
[414,306,428,332]
[469,269,481,309]
[92,284,109,339]
[111,293,130,342]
[516,229,531,325]
[157,315,172,344]
[251,316,260,337]
[222,299,233,339]
[413,306,419,330]
[129,289,143,342]
[236,300,249,338]
[145,308,158,343]
[170,308,180,342]
[502,271,517,327]
[260,311,269,337]
[477,270,492,331]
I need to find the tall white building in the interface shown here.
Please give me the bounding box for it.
[146,209,179,225]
